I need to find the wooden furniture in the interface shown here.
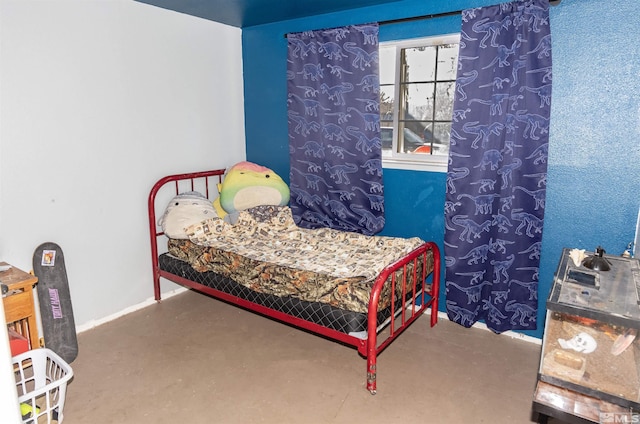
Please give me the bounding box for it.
[532,249,640,423]
[1,262,39,349]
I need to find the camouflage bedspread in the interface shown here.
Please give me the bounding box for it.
[166,206,433,313]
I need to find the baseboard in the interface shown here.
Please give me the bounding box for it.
[430,310,541,345]
[75,287,188,334]
[77,289,541,345]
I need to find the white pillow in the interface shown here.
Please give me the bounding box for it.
[158,191,218,239]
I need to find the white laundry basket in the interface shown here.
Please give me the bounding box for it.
[13,348,74,424]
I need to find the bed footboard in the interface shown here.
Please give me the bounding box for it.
[148,170,441,395]
[363,241,440,394]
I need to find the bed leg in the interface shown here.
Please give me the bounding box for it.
[430,295,439,327]
[153,271,161,302]
[366,298,378,395]
[428,241,441,328]
[366,358,377,395]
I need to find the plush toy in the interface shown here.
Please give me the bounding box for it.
[158,191,218,239]
[214,161,289,217]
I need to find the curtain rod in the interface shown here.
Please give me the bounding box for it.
[284,1,560,38]
[378,10,461,27]
[284,10,460,37]
[282,11,458,38]
[378,0,560,27]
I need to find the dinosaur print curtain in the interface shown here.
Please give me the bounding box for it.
[444,0,552,333]
[286,24,384,235]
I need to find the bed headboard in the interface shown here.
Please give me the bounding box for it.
[148,169,225,300]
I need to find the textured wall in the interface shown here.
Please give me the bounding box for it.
[243,0,640,338]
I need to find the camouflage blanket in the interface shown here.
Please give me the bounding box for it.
[166,206,432,313]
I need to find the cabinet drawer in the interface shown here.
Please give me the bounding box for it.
[3,291,33,323]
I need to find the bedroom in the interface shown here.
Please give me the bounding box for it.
[1,0,639,422]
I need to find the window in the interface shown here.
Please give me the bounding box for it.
[379,34,459,171]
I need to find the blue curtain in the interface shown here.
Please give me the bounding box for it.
[444,0,552,333]
[287,24,384,235]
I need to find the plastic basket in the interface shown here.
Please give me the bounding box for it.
[13,348,74,424]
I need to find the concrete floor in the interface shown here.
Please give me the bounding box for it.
[61,290,545,424]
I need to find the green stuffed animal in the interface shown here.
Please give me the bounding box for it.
[214,161,289,217]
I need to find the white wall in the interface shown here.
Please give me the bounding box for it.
[0,0,245,327]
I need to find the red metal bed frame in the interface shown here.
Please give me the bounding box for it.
[148,169,441,394]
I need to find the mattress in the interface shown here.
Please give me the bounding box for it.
[160,252,399,335]
[177,205,430,314]
[161,205,434,334]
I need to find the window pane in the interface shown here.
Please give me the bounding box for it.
[421,122,435,144]
[403,46,436,82]
[379,85,395,122]
[380,126,393,153]
[433,122,452,153]
[437,44,459,80]
[379,46,395,85]
[397,123,426,153]
[401,82,434,121]
[435,81,455,120]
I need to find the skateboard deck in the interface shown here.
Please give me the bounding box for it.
[33,242,78,364]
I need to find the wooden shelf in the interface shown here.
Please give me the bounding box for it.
[1,262,39,349]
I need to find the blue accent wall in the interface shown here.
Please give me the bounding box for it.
[242,0,640,339]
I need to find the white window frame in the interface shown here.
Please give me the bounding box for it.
[380,34,460,173]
